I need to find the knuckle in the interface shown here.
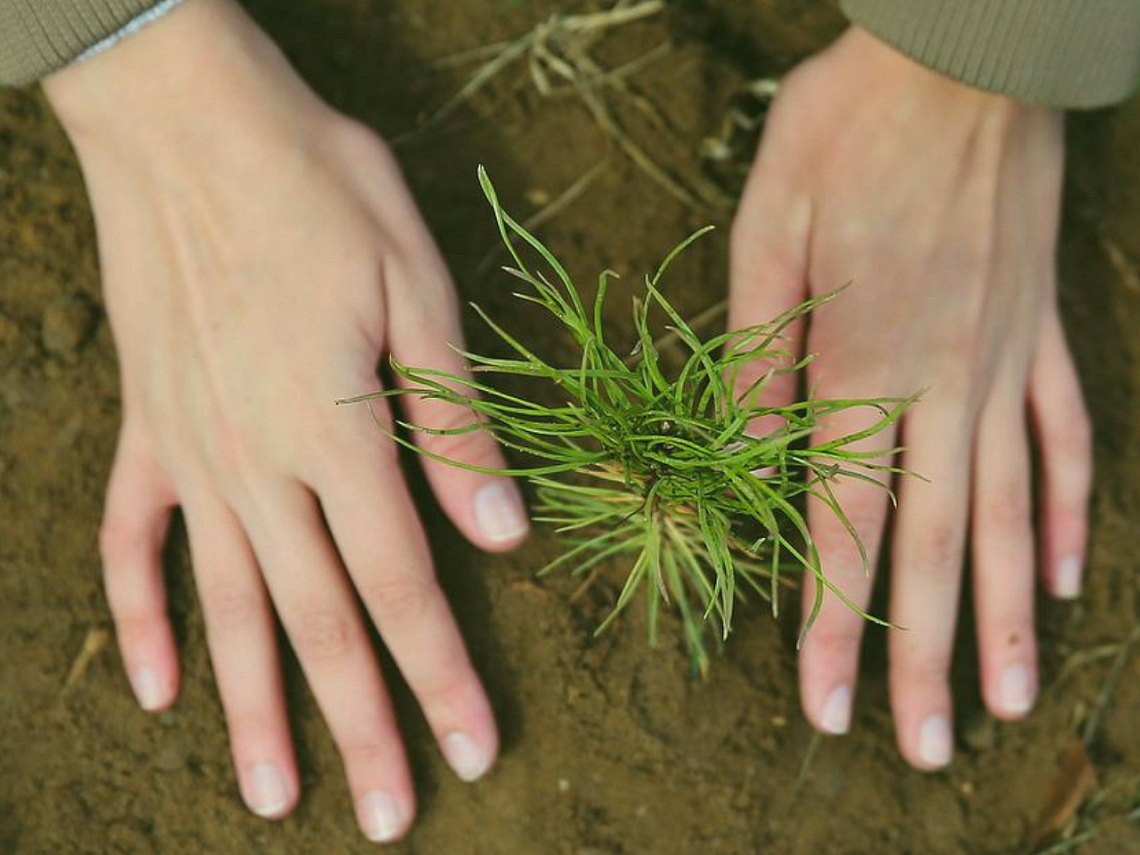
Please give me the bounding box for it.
[981,480,1032,531]
[331,400,399,470]
[896,649,951,689]
[293,610,355,662]
[416,659,474,710]
[417,399,477,434]
[403,398,492,465]
[112,611,157,649]
[330,115,391,165]
[211,425,264,484]
[947,323,982,363]
[225,709,280,740]
[99,515,143,566]
[423,422,490,464]
[199,578,262,632]
[414,396,479,433]
[803,625,863,663]
[813,504,882,563]
[338,736,391,770]
[910,523,962,574]
[364,572,437,625]
[1056,407,1093,460]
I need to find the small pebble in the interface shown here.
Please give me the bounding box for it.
[41,293,97,360]
[525,188,551,207]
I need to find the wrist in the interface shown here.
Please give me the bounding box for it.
[839,26,1028,116]
[44,0,329,160]
[830,24,1065,145]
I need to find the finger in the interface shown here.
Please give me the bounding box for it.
[798,407,897,736]
[1029,311,1092,599]
[386,263,530,553]
[888,407,972,770]
[316,440,498,786]
[971,390,1038,720]
[99,423,179,712]
[241,480,414,844]
[184,492,298,820]
[728,157,812,412]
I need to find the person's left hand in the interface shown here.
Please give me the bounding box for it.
[729,26,1092,769]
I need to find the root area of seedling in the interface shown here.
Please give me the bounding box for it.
[345,168,913,677]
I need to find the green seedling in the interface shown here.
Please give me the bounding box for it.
[342,167,914,676]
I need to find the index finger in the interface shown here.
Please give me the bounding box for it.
[798,403,897,735]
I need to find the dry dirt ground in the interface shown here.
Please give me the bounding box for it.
[2,1,1139,853]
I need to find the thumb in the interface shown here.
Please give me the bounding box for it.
[387,271,530,553]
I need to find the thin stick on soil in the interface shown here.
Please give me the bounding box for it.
[1028,805,1140,855]
[1050,644,1122,692]
[402,0,730,211]
[793,731,823,793]
[412,1,664,133]
[1082,622,1140,746]
[1028,830,1098,855]
[61,626,111,695]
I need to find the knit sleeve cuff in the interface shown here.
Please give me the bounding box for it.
[0,0,163,86]
[839,0,1140,108]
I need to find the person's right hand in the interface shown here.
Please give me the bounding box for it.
[44,0,530,841]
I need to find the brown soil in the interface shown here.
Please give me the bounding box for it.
[3,2,1140,853]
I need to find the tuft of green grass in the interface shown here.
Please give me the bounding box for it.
[343,167,914,676]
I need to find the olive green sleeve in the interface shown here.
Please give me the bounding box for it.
[840,0,1140,108]
[0,0,163,86]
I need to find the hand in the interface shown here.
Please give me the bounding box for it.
[45,0,529,840]
[729,26,1091,769]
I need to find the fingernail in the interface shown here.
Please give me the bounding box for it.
[443,731,491,782]
[248,763,289,818]
[1056,555,1083,599]
[819,684,851,735]
[474,481,529,543]
[133,666,164,711]
[999,663,1035,715]
[918,714,952,768]
[360,790,402,843]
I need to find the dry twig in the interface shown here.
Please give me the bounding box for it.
[407,0,730,211]
[61,626,111,694]
[1082,622,1140,746]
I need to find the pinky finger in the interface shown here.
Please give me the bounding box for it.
[99,423,179,711]
[1029,312,1093,600]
